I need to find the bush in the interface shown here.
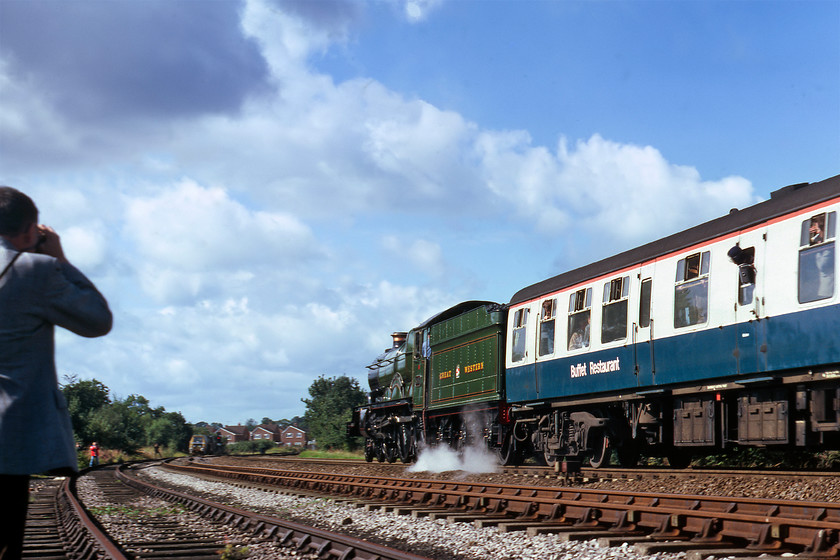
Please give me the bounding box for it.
[226,440,277,455]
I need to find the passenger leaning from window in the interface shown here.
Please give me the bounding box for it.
[809,215,825,245]
[0,187,112,560]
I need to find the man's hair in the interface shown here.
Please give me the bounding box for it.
[0,186,38,236]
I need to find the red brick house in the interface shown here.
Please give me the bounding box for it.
[217,425,250,443]
[250,423,282,443]
[280,425,306,447]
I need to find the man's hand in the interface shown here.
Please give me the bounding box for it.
[35,225,68,263]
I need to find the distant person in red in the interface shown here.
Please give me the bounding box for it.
[89,442,99,467]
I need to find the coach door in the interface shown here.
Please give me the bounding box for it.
[633,263,657,386]
[730,229,767,375]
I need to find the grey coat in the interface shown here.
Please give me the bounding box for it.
[0,239,112,475]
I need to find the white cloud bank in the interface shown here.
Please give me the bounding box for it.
[0,0,757,424]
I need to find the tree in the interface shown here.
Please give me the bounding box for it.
[147,411,191,452]
[87,398,146,453]
[302,375,366,450]
[60,376,193,457]
[61,376,110,444]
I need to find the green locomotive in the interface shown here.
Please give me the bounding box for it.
[349,301,515,463]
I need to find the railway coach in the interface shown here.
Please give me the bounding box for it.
[504,174,840,467]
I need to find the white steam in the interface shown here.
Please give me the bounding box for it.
[408,443,501,474]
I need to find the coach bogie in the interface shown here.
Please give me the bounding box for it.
[532,408,614,467]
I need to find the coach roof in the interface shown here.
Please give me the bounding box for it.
[509,174,840,306]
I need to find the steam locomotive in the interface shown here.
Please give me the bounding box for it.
[348,174,840,467]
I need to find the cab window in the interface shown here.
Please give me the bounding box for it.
[567,288,591,350]
[601,276,629,343]
[538,299,556,357]
[674,251,710,328]
[799,211,836,303]
[511,308,530,362]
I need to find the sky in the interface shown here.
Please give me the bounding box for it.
[1,0,837,426]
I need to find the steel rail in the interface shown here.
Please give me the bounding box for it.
[259,455,840,481]
[167,461,840,556]
[56,472,132,559]
[116,463,431,560]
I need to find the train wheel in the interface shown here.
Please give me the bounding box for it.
[495,432,520,466]
[364,442,374,463]
[588,429,610,469]
[542,448,557,468]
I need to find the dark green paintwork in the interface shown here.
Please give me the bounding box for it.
[427,305,505,411]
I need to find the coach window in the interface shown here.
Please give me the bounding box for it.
[602,276,629,343]
[728,245,756,306]
[539,298,556,356]
[799,211,836,303]
[639,278,652,328]
[674,251,710,328]
[511,308,530,362]
[567,288,592,350]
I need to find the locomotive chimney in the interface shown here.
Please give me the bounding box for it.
[391,332,407,349]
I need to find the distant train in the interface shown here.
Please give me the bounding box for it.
[348,174,840,467]
[189,434,224,456]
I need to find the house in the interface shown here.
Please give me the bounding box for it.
[250,423,282,443]
[217,425,250,443]
[280,425,306,447]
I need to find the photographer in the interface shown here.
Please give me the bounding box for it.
[0,187,112,559]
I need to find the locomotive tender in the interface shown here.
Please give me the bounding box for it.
[350,174,840,467]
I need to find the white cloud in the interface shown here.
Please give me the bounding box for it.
[11,1,762,425]
[62,225,108,270]
[475,132,756,251]
[122,179,322,303]
[382,235,445,278]
[402,0,445,22]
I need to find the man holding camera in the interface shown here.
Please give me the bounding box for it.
[0,186,113,559]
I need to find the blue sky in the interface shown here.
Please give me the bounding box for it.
[1,0,837,426]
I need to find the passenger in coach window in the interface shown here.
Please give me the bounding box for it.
[0,187,112,560]
[568,314,590,350]
[809,215,825,245]
[581,315,590,347]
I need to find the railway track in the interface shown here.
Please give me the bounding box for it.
[21,463,431,560]
[250,454,840,483]
[166,460,840,558]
